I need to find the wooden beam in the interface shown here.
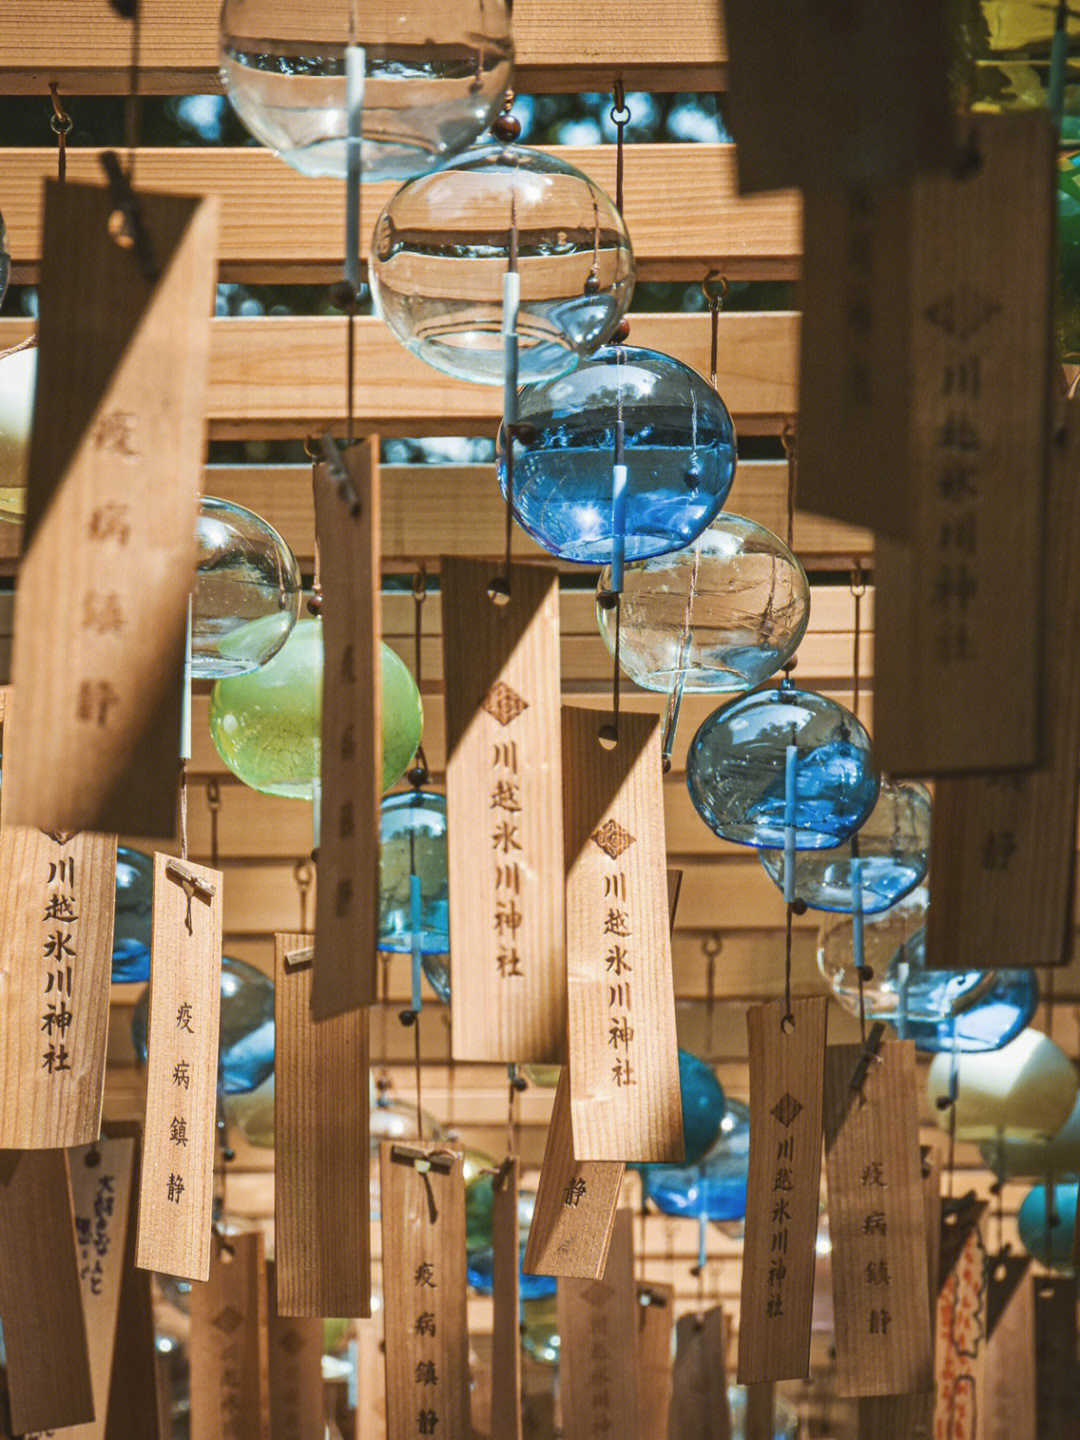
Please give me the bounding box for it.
[0,0,727,95]
[0,460,871,577]
[2,147,801,286]
[0,312,799,438]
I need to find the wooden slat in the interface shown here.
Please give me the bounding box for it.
[201,461,870,571]
[2,147,800,286]
[0,0,727,94]
[0,313,799,438]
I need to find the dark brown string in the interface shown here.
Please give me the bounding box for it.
[179,765,188,862]
[49,84,72,182]
[611,81,629,215]
[206,778,221,871]
[783,425,797,552]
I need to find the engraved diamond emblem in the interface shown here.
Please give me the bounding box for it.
[213,1305,244,1334]
[482,681,529,727]
[591,819,636,861]
[923,285,1001,343]
[771,1093,803,1128]
[279,1330,306,1356]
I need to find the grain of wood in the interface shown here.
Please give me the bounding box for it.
[874,114,1055,776]
[670,1308,732,1440]
[189,1231,271,1440]
[311,438,381,1018]
[723,0,953,191]
[0,826,116,1147]
[564,708,682,1162]
[491,1158,523,1440]
[823,1041,932,1397]
[0,1149,94,1433]
[274,932,371,1317]
[927,393,1080,965]
[981,1256,1034,1440]
[558,1210,640,1440]
[102,1121,161,1440]
[0,0,728,93]
[0,313,799,440]
[3,182,214,836]
[637,1282,675,1440]
[523,1065,625,1279]
[267,1262,325,1440]
[442,560,566,1063]
[738,997,827,1383]
[1032,1276,1080,1440]
[135,853,222,1281]
[379,1142,469,1440]
[1,147,800,286]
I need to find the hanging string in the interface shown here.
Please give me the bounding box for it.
[783,901,795,1033]
[703,935,720,1059]
[611,81,629,216]
[506,1065,525,1158]
[179,768,188,862]
[206,778,221,871]
[783,424,797,554]
[703,272,728,390]
[849,562,867,1023]
[104,0,143,180]
[49,84,72,182]
[406,566,428,1015]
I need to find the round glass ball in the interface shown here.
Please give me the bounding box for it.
[927,1029,1080,1143]
[1018,1183,1078,1269]
[112,846,155,983]
[687,678,879,849]
[596,513,808,693]
[982,1093,1080,1182]
[133,954,275,1095]
[194,497,301,678]
[761,779,930,914]
[643,1097,751,1222]
[227,1073,275,1148]
[678,1049,727,1166]
[208,618,423,798]
[0,345,34,524]
[370,143,633,385]
[379,790,449,956]
[497,345,736,565]
[219,0,513,181]
[819,903,1038,1054]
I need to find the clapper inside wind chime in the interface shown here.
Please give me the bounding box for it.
[3,176,217,838]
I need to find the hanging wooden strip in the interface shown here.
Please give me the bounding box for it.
[799,181,916,541]
[310,436,381,1019]
[0,825,117,1148]
[522,1064,625,1280]
[274,931,370,1317]
[563,707,682,1162]
[982,1255,1035,1440]
[926,395,1080,967]
[1033,1276,1080,1440]
[267,1262,324,1440]
[3,180,217,837]
[0,1149,94,1434]
[921,1143,943,1320]
[102,1121,161,1440]
[822,1040,932,1398]
[857,1393,933,1440]
[558,1209,640,1440]
[441,558,565,1063]
[355,1321,388,1440]
[43,1137,137,1440]
[670,1308,732,1440]
[380,1141,469,1440]
[491,1157,523,1440]
[873,113,1056,776]
[636,1282,674,1440]
[744,1384,775,1440]
[722,0,953,194]
[738,996,827,1384]
[933,1222,987,1440]
[135,852,222,1282]
[189,1231,271,1440]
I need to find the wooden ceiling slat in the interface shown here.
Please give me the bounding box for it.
[0,0,726,95]
[2,146,800,286]
[0,312,799,437]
